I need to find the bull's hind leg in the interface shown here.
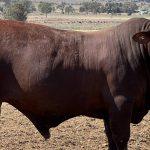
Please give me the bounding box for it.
[104,119,117,150]
[108,96,133,150]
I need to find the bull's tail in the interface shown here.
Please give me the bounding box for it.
[0,102,2,115]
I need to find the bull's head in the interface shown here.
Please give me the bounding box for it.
[133,31,150,44]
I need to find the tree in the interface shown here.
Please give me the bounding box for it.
[100,5,106,13]
[90,1,101,14]
[81,2,91,14]
[57,2,66,14]
[3,4,27,21]
[38,2,53,17]
[122,2,138,15]
[3,0,11,6]
[104,2,123,15]
[80,1,101,14]
[65,5,75,14]
[12,0,36,13]
[3,0,34,21]
[79,6,85,13]
[20,0,36,13]
[3,3,27,21]
[0,6,3,12]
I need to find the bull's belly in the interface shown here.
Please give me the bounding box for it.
[23,85,107,118]
[8,69,108,120]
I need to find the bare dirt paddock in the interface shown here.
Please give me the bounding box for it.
[0,103,150,150]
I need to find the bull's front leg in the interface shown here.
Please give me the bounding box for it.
[104,119,117,150]
[108,95,133,150]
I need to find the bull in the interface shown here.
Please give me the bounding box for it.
[0,18,150,150]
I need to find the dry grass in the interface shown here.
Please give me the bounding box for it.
[27,13,150,31]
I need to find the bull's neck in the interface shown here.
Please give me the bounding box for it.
[79,31,103,71]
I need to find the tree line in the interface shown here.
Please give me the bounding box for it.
[80,1,139,15]
[0,0,147,21]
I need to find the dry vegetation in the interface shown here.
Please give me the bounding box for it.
[27,13,150,30]
[0,14,150,150]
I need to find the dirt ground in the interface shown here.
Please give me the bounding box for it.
[0,103,150,150]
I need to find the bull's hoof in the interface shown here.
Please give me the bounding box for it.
[43,131,51,140]
[38,127,51,140]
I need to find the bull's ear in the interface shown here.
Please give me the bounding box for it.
[133,31,150,44]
